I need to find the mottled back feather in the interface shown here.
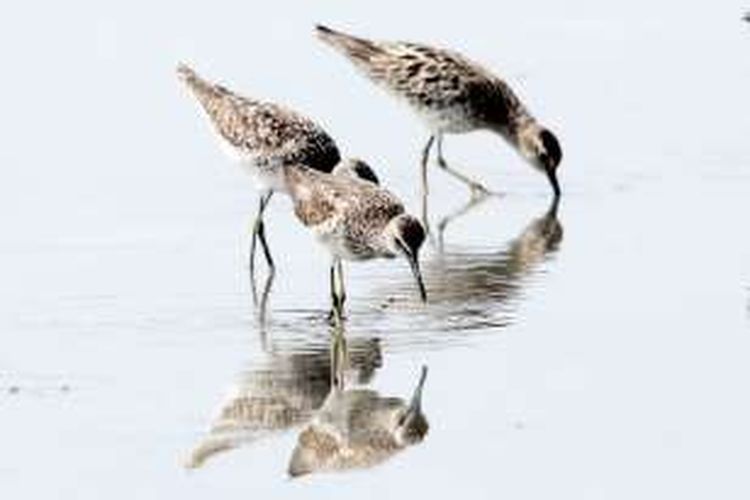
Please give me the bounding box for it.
[284,165,404,258]
[178,64,340,172]
[315,26,532,134]
[288,388,427,477]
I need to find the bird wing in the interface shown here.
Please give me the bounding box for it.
[315,28,528,127]
[178,64,339,167]
[285,167,403,236]
[317,27,490,100]
[288,426,342,477]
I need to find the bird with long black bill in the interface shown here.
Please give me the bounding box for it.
[283,164,427,324]
[315,25,563,205]
[288,359,429,477]
[177,64,347,292]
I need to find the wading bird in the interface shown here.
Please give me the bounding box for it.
[284,164,427,323]
[178,64,347,288]
[315,25,563,206]
[288,359,429,477]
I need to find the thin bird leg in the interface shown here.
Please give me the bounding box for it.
[420,135,435,233]
[329,260,337,314]
[436,193,491,252]
[435,135,490,198]
[330,326,348,392]
[336,258,347,314]
[421,135,435,197]
[256,271,275,338]
[329,258,344,327]
[257,191,275,272]
[250,190,274,302]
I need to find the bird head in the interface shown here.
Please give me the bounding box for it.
[518,124,562,197]
[385,214,427,302]
[394,366,429,446]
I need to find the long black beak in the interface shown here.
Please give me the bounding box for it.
[398,365,428,429]
[407,252,427,302]
[404,365,428,420]
[546,167,561,198]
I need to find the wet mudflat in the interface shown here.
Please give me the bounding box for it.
[1,2,750,499]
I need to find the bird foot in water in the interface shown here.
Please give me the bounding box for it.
[469,182,490,199]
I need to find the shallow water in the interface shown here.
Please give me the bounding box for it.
[2,1,750,498]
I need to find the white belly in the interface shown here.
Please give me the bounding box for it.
[215,135,287,192]
[314,227,388,262]
[237,158,287,192]
[417,104,477,134]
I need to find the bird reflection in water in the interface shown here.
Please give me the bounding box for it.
[288,331,429,477]
[433,197,561,300]
[185,328,382,469]
[379,198,563,331]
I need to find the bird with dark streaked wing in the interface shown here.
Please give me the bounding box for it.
[177,64,376,291]
[185,336,382,469]
[315,25,563,202]
[288,365,428,477]
[283,164,427,323]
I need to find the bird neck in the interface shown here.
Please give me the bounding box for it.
[476,78,528,134]
[506,117,540,156]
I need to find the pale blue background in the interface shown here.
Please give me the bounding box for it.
[1,1,749,498]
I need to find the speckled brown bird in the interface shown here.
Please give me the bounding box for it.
[288,365,428,477]
[177,63,346,284]
[185,335,382,469]
[283,164,427,322]
[315,25,563,200]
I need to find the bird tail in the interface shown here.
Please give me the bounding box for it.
[315,24,383,64]
[176,62,197,83]
[176,62,206,90]
[176,63,220,102]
